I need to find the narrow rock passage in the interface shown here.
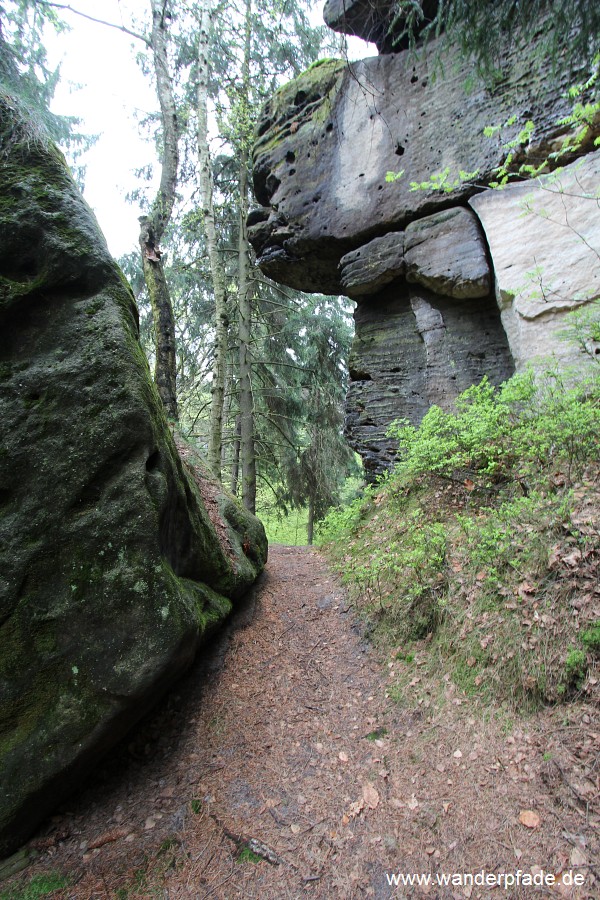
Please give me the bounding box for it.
[14,546,598,898]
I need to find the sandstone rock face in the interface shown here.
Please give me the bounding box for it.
[470,151,600,369]
[250,12,598,478]
[404,207,491,299]
[251,42,585,295]
[0,99,267,856]
[340,232,405,297]
[347,285,514,478]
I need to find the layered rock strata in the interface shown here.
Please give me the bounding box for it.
[250,16,598,477]
[0,98,267,856]
[470,151,600,370]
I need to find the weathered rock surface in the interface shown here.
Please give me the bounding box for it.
[339,232,405,297]
[0,98,267,856]
[404,207,491,299]
[251,40,587,294]
[323,0,439,54]
[470,151,600,369]
[346,285,514,478]
[250,7,598,477]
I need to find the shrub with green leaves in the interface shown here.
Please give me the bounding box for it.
[388,366,600,490]
[320,315,600,709]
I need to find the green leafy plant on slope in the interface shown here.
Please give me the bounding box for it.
[319,306,600,708]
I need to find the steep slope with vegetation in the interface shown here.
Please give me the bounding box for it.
[320,312,600,710]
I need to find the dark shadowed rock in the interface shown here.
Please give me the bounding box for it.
[323,0,440,53]
[346,285,515,479]
[0,97,267,857]
[404,207,491,299]
[339,231,405,297]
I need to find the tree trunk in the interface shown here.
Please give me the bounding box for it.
[238,172,256,514]
[140,0,180,420]
[230,414,241,496]
[139,218,178,419]
[197,0,229,478]
[237,0,256,514]
[307,492,315,546]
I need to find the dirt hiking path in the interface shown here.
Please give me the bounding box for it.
[14,546,599,898]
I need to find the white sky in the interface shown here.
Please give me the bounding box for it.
[46,1,374,259]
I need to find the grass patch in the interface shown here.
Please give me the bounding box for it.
[0,874,68,900]
[237,846,262,864]
[365,726,388,741]
[260,507,310,546]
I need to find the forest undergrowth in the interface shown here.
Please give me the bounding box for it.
[319,306,600,715]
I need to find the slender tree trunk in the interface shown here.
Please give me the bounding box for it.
[238,167,256,513]
[230,414,241,496]
[197,0,229,478]
[307,493,315,546]
[139,219,178,419]
[140,0,180,420]
[237,0,256,514]
[220,361,232,472]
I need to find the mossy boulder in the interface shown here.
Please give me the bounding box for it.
[0,95,267,857]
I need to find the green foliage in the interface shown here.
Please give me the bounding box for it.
[320,311,600,710]
[388,367,600,490]
[391,0,600,75]
[580,621,600,657]
[237,846,262,864]
[0,1,93,173]
[409,166,481,193]
[385,168,404,183]
[564,648,587,688]
[260,505,310,545]
[0,873,68,900]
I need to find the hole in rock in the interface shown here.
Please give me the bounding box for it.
[146,450,160,472]
[285,150,295,163]
[410,74,418,84]
[265,173,281,197]
[294,90,307,106]
[395,143,405,156]
[326,123,333,132]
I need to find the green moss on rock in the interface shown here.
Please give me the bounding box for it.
[0,94,267,857]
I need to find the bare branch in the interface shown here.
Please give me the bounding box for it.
[37,1,150,45]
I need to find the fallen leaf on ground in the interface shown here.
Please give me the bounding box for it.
[346,799,365,820]
[570,846,587,867]
[518,809,540,829]
[362,783,380,809]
